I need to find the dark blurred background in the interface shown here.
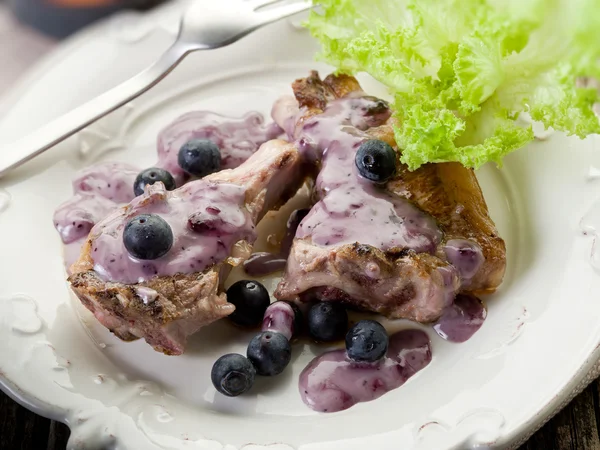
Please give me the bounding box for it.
[8,0,166,38]
[0,0,170,112]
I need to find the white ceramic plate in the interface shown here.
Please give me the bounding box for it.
[2,4,600,450]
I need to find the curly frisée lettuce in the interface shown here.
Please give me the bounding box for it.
[307,0,600,170]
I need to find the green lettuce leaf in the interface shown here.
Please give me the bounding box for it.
[307,0,600,169]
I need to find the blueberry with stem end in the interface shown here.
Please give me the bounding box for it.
[211,354,256,397]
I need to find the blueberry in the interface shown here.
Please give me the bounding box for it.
[355,139,397,183]
[178,139,221,178]
[283,301,304,337]
[247,331,292,376]
[123,214,173,260]
[307,302,348,342]
[211,353,256,397]
[345,320,389,362]
[227,280,270,327]
[133,168,176,196]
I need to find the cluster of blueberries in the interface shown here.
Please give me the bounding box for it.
[134,138,221,197]
[123,139,221,261]
[212,279,390,397]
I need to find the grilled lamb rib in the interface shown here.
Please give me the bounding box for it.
[273,72,506,323]
[69,139,304,355]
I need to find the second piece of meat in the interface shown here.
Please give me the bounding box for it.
[274,72,506,323]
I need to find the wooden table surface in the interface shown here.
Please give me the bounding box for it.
[3,382,600,449]
[0,4,598,450]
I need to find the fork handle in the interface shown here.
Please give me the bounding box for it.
[0,42,190,179]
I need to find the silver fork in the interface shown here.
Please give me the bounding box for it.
[0,0,311,178]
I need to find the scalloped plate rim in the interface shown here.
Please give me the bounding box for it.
[0,3,598,450]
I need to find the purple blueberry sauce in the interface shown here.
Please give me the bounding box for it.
[156,111,283,185]
[54,111,281,267]
[243,208,310,276]
[293,94,442,254]
[91,182,255,284]
[73,161,139,203]
[262,301,295,340]
[54,192,120,244]
[54,162,140,245]
[443,239,485,288]
[433,294,487,343]
[299,329,432,413]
